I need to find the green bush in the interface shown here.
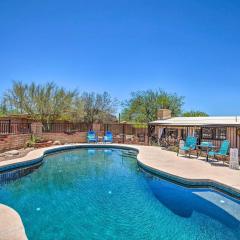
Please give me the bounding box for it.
[26,135,43,147]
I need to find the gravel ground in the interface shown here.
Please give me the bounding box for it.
[0,148,34,162]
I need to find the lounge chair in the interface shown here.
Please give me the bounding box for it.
[87,131,98,143]
[208,140,230,164]
[177,136,197,158]
[103,131,113,143]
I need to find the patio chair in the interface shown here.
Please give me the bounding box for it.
[177,136,197,158]
[103,131,113,143]
[87,131,98,143]
[208,140,230,164]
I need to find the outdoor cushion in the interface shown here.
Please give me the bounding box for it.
[180,146,191,151]
[103,131,113,143]
[87,131,97,142]
[207,140,229,158]
[185,136,197,149]
[104,136,112,141]
[88,136,96,139]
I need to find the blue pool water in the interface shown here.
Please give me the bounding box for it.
[0,148,240,240]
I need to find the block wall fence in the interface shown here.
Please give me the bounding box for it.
[0,122,148,152]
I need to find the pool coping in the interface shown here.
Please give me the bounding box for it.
[137,161,240,199]
[0,144,240,198]
[0,144,138,173]
[1,144,240,239]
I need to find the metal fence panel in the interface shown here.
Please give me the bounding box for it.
[0,120,31,135]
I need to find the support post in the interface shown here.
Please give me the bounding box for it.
[122,124,125,143]
[8,120,11,134]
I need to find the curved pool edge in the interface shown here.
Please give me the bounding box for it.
[0,204,27,240]
[0,144,139,239]
[137,160,240,199]
[0,144,239,199]
[1,143,240,238]
[0,144,138,173]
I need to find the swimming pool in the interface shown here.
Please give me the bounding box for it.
[0,148,240,239]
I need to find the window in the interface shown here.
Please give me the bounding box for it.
[202,128,214,139]
[202,127,227,140]
[215,127,227,140]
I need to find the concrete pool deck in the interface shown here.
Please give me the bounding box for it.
[0,143,240,239]
[0,204,27,240]
[136,145,240,192]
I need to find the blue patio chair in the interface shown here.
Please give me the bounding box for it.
[87,131,98,143]
[208,140,230,163]
[103,131,113,143]
[177,136,197,158]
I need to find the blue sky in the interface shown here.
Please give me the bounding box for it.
[0,0,240,115]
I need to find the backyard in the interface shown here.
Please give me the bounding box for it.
[1,1,240,239]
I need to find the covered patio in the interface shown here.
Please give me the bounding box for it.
[148,114,240,151]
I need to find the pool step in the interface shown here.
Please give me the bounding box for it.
[122,150,137,157]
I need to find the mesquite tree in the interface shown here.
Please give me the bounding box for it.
[121,89,184,123]
[81,92,118,124]
[2,81,80,123]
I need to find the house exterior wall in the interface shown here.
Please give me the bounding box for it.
[151,124,240,149]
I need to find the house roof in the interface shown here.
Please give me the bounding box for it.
[149,116,240,126]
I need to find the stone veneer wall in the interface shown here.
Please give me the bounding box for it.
[0,134,31,152]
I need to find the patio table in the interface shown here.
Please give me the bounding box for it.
[197,144,217,162]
